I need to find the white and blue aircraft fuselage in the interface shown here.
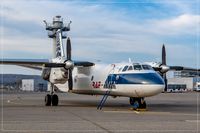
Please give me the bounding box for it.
[55,63,164,98]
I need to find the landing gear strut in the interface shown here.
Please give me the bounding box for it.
[129,97,146,109]
[45,83,59,106]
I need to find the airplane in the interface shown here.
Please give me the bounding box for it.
[1,16,199,110]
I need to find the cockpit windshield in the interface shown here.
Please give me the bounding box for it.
[122,65,129,72]
[133,65,142,70]
[142,65,153,70]
[128,66,133,70]
[121,64,153,72]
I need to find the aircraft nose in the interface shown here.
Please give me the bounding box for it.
[152,85,165,95]
[142,85,165,97]
[157,85,165,93]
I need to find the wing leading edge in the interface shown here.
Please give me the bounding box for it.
[0,59,95,70]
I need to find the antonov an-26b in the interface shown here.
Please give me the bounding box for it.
[1,16,199,110]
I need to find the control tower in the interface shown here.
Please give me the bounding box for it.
[43,16,71,58]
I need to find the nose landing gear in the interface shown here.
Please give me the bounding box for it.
[45,83,59,106]
[129,97,146,110]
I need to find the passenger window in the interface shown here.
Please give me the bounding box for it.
[134,65,142,70]
[128,66,133,71]
[118,67,122,72]
[122,66,129,71]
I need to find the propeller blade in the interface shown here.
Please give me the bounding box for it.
[44,63,65,67]
[66,37,73,91]
[163,73,167,92]
[162,44,166,65]
[68,69,73,91]
[67,37,71,60]
[161,44,167,92]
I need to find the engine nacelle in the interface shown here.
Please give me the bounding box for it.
[49,68,68,84]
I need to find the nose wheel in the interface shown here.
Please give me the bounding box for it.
[129,97,146,109]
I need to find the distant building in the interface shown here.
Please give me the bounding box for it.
[174,70,200,78]
[167,70,200,92]
[37,83,47,92]
[168,77,194,91]
[21,79,34,91]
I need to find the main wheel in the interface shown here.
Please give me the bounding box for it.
[45,94,51,106]
[129,97,135,105]
[139,98,146,109]
[51,94,59,106]
[130,97,139,109]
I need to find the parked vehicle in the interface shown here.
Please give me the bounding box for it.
[194,82,200,92]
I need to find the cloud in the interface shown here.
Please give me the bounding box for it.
[0,0,199,74]
[147,14,199,36]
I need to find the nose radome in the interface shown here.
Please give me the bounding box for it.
[157,85,165,93]
[142,85,164,97]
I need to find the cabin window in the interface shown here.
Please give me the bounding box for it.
[142,65,152,70]
[134,65,142,70]
[118,67,122,72]
[122,65,129,71]
[128,66,133,71]
[91,76,94,81]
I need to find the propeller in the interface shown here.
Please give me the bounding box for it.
[162,44,166,66]
[154,44,199,91]
[161,44,168,91]
[159,44,170,73]
[43,37,94,91]
[160,44,184,91]
[66,37,73,91]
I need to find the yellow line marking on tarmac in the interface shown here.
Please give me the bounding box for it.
[134,111,140,114]
[103,110,141,114]
[104,110,196,116]
[103,110,134,113]
[185,120,199,123]
[104,110,170,115]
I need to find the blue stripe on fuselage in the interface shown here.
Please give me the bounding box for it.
[104,73,165,86]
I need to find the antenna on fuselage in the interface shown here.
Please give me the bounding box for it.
[43,15,72,58]
[128,58,132,63]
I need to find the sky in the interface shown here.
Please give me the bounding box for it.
[0,0,199,75]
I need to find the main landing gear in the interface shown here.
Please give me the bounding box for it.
[45,84,59,106]
[129,97,146,110]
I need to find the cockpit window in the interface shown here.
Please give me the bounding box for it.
[142,65,153,70]
[134,65,142,70]
[128,66,133,71]
[122,65,129,72]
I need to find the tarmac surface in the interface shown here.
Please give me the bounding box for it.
[0,91,199,133]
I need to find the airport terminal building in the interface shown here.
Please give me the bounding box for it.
[167,70,200,92]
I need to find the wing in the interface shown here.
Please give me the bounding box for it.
[0,59,95,70]
[152,65,199,73]
[0,59,50,70]
[169,66,199,72]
